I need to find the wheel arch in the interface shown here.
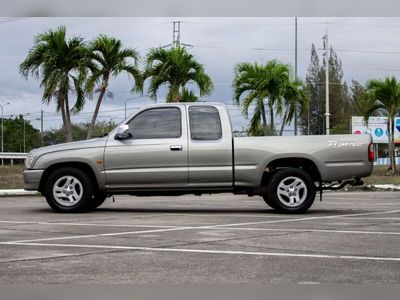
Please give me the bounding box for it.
[39,162,100,194]
[261,157,322,186]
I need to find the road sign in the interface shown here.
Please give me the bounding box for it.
[351,116,400,144]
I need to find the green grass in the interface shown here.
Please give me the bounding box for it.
[0,164,399,190]
[0,165,25,189]
[363,166,400,185]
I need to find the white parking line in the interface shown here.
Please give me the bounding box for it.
[338,217,400,220]
[0,220,183,228]
[4,241,400,262]
[216,227,400,236]
[6,209,400,244]
[208,209,400,228]
[321,202,400,206]
[8,226,194,243]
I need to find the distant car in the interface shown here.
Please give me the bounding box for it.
[24,103,373,213]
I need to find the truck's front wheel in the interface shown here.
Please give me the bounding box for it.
[44,167,94,213]
[266,168,316,213]
[89,191,108,210]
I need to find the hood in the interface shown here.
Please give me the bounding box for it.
[29,136,108,157]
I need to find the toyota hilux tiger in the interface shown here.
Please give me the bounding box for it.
[24,103,374,213]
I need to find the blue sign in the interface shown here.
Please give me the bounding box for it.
[396,118,400,132]
[375,127,384,137]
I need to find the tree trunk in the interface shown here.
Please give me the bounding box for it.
[87,76,109,140]
[279,109,288,136]
[387,118,395,174]
[64,94,73,143]
[391,117,397,173]
[172,85,180,102]
[260,100,268,136]
[269,100,274,134]
[58,95,70,143]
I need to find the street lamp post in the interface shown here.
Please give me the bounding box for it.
[0,102,10,165]
[23,113,30,153]
[307,98,310,135]
[323,32,330,135]
[124,96,149,118]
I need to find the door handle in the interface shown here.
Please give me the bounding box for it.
[170,145,183,151]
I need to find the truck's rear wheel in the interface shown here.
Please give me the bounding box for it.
[44,167,94,213]
[266,168,316,213]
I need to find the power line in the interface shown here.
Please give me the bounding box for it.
[78,21,172,36]
[183,20,400,29]
[0,17,30,25]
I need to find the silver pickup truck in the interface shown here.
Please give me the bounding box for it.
[24,103,373,213]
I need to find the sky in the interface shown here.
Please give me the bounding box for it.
[1,17,400,132]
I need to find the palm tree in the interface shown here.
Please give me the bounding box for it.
[233,60,291,136]
[278,79,308,136]
[20,26,87,142]
[85,35,142,139]
[353,90,379,127]
[365,76,400,173]
[143,47,213,102]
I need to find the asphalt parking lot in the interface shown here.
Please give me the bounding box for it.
[0,191,400,283]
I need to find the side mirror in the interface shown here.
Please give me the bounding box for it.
[114,124,132,140]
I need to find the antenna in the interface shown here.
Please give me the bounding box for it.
[162,21,192,49]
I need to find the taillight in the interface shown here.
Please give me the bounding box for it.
[368,143,374,162]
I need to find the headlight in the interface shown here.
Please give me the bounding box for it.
[25,155,36,169]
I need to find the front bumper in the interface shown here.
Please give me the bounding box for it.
[23,169,44,191]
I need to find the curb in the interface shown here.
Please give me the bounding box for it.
[344,184,400,192]
[366,184,400,191]
[0,189,40,196]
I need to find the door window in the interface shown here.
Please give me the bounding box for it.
[127,107,181,139]
[189,106,222,140]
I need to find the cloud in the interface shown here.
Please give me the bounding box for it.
[1,17,400,132]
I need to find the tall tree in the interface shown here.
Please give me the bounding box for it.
[324,47,352,134]
[300,44,352,135]
[300,44,323,135]
[233,60,291,136]
[85,35,142,139]
[3,116,41,153]
[20,26,88,142]
[365,77,400,173]
[143,47,213,102]
[350,80,378,126]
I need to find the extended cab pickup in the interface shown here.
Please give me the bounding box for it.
[24,103,374,213]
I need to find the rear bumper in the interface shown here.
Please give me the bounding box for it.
[23,169,44,191]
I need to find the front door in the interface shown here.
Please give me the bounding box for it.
[104,106,188,189]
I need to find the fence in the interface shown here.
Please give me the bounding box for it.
[0,152,28,165]
[374,157,400,166]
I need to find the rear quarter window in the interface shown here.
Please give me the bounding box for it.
[189,106,222,140]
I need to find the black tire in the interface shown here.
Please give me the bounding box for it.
[262,194,278,209]
[266,168,316,213]
[89,191,108,210]
[44,167,94,213]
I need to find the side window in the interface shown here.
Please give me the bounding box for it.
[189,106,222,140]
[127,107,181,139]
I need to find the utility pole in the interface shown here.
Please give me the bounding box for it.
[172,21,181,48]
[0,102,10,165]
[23,113,30,153]
[323,31,330,135]
[163,21,192,49]
[294,17,298,136]
[40,109,43,146]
